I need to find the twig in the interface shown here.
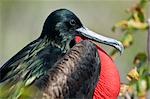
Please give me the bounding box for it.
[147,19,150,64]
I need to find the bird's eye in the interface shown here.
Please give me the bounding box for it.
[70,20,76,26]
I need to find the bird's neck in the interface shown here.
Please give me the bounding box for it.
[42,35,74,53]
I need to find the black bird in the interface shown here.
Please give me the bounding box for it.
[0,9,123,99]
[33,40,100,99]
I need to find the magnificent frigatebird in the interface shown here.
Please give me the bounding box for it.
[0,9,123,99]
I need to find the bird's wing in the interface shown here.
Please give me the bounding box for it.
[0,38,42,82]
[33,40,100,99]
[0,37,61,98]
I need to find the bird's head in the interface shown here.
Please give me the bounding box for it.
[41,9,124,53]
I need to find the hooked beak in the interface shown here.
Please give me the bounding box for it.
[76,27,124,54]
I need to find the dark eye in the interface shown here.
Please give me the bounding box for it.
[70,20,76,26]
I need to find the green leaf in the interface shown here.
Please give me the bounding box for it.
[136,78,147,96]
[122,33,133,48]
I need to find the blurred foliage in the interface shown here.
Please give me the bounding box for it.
[110,0,150,98]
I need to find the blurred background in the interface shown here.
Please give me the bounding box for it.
[0,0,149,89]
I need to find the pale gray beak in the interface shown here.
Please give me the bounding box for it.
[76,27,124,54]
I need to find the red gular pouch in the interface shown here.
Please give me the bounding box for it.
[75,36,120,99]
